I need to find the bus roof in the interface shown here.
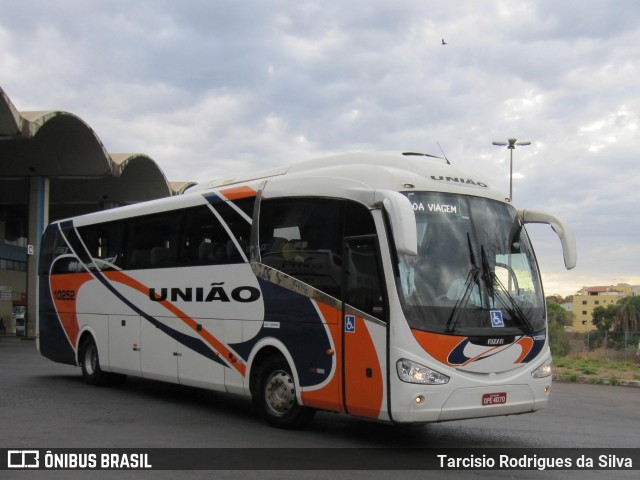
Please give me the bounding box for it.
[52,152,508,227]
[193,151,507,204]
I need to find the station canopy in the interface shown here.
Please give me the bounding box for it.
[0,86,194,221]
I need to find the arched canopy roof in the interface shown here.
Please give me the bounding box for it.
[0,86,193,221]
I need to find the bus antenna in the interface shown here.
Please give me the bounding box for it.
[401,151,447,164]
[437,141,451,165]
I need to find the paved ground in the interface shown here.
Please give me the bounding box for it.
[1,338,638,479]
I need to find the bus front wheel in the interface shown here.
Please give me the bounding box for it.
[253,355,315,429]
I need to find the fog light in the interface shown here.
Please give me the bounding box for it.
[415,395,425,404]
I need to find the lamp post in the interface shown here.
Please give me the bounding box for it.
[492,138,531,202]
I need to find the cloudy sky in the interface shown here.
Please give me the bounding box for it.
[2,0,639,295]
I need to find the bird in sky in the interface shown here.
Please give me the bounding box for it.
[442,38,447,45]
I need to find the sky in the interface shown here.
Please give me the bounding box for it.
[1,0,639,296]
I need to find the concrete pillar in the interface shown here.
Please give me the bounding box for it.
[27,176,49,338]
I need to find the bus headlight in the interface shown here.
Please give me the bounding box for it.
[531,359,552,378]
[397,359,449,385]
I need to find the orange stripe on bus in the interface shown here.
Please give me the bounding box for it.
[514,336,534,364]
[460,344,505,366]
[219,186,257,201]
[104,271,246,376]
[411,329,465,365]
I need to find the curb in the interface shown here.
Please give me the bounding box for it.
[553,373,640,388]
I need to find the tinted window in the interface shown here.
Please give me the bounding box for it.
[39,225,64,275]
[260,198,345,297]
[259,198,377,300]
[179,205,245,266]
[345,236,385,320]
[126,211,180,269]
[78,221,126,271]
[66,204,249,273]
[211,201,251,263]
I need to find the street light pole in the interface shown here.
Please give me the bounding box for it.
[492,138,531,202]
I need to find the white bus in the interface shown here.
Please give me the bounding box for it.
[37,152,576,428]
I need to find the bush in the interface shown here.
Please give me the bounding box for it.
[549,323,571,357]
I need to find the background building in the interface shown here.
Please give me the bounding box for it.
[0,86,194,337]
[571,283,639,332]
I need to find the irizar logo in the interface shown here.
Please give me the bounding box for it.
[149,282,261,303]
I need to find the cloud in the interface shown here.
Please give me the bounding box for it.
[1,0,639,293]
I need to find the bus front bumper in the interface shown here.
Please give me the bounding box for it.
[393,382,551,424]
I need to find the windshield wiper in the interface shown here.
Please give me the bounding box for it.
[480,245,495,303]
[480,246,533,332]
[445,236,534,334]
[445,233,482,333]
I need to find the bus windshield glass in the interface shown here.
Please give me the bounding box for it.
[397,192,545,335]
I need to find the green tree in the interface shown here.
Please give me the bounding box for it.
[592,304,618,357]
[615,296,640,334]
[547,302,570,327]
[547,301,571,356]
[614,296,640,356]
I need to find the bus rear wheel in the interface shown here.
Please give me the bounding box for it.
[80,337,126,386]
[253,356,315,429]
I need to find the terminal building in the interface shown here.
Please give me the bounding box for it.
[0,86,194,337]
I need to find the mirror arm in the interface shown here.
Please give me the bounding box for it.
[518,209,577,270]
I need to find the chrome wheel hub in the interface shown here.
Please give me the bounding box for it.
[265,371,296,416]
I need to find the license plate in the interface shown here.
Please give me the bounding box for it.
[482,392,507,406]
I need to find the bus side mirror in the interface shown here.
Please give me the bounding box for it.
[374,190,418,256]
[518,209,577,270]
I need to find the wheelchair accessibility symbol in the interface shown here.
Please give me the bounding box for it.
[344,315,356,333]
[490,310,504,328]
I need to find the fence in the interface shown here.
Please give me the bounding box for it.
[550,328,640,363]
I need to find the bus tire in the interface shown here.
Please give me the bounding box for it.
[253,355,315,429]
[80,337,110,386]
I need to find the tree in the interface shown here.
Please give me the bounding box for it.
[614,296,640,356]
[592,304,618,357]
[547,302,571,327]
[547,301,571,356]
[615,296,640,334]
[546,295,564,305]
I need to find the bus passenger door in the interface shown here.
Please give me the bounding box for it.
[342,236,388,420]
[108,314,141,375]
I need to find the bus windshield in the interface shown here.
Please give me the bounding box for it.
[397,192,545,336]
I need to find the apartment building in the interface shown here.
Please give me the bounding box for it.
[571,283,638,332]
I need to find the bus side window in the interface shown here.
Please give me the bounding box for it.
[179,205,246,266]
[127,212,179,270]
[77,221,126,271]
[259,198,344,298]
[39,225,61,275]
[213,200,252,263]
[343,203,384,320]
[344,236,385,321]
[44,229,82,275]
